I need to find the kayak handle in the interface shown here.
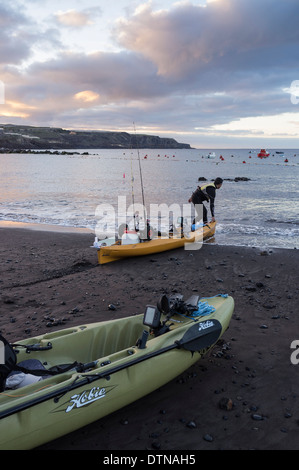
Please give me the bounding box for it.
[25,342,53,353]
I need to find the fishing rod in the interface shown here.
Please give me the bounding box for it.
[133,122,148,237]
[128,133,136,229]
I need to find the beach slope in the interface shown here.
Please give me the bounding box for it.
[0,226,298,450]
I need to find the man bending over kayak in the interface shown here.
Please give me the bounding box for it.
[188,177,223,224]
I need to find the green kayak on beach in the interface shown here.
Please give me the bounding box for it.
[0,292,234,450]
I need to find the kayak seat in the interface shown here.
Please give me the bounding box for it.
[0,333,79,392]
[5,359,51,390]
[5,360,85,391]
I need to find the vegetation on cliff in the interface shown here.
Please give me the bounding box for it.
[0,124,191,150]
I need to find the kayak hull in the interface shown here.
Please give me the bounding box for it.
[98,221,216,264]
[0,293,233,449]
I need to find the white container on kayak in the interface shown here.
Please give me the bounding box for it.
[121,231,140,245]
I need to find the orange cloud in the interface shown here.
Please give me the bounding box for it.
[0,100,37,118]
[55,9,93,27]
[74,90,100,103]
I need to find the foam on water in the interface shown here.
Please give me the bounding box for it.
[0,148,298,249]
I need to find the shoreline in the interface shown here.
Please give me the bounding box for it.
[0,226,299,450]
[0,220,94,234]
[0,219,298,252]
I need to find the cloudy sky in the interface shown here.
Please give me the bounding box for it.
[1,0,299,148]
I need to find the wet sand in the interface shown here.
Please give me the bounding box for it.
[0,224,298,451]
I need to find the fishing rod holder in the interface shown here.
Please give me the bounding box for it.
[141,293,202,341]
[142,293,201,329]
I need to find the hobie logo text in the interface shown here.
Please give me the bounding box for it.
[65,387,106,412]
[198,320,214,332]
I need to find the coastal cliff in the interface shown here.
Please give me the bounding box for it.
[0,124,191,150]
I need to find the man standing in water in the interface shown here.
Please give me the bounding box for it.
[188,177,223,224]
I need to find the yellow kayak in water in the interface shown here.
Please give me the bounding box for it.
[97,221,216,264]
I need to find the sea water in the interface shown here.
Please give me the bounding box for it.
[0,148,298,249]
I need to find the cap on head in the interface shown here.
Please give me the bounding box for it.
[214,177,223,186]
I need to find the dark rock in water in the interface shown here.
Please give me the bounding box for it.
[199,177,251,183]
[108,304,116,310]
[222,177,251,182]
[203,434,213,442]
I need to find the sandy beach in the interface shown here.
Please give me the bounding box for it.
[0,224,298,451]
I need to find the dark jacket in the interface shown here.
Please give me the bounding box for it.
[190,183,216,217]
